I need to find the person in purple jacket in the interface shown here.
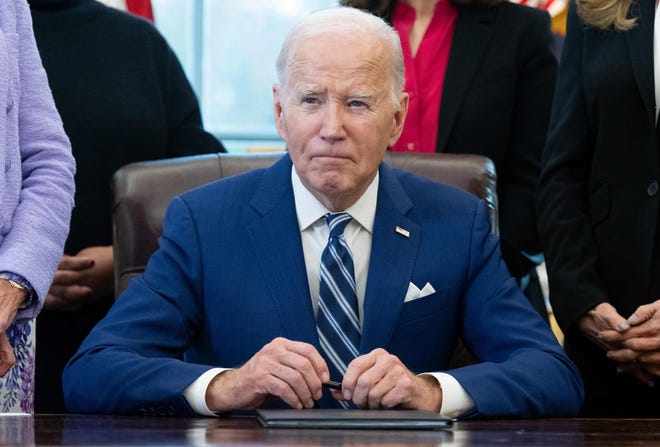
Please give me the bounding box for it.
[0,0,75,413]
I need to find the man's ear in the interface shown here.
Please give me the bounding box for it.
[388,92,409,148]
[273,84,287,141]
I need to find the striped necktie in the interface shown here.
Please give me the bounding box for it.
[316,213,361,408]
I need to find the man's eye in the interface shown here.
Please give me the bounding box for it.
[349,100,366,108]
[303,97,318,104]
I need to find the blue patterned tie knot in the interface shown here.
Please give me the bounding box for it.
[325,212,352,240]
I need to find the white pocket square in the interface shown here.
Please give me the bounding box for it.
[404,282,437,303]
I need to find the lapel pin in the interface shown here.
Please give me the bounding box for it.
[395,226,410,238]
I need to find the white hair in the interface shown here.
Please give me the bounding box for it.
[275,7,405,109]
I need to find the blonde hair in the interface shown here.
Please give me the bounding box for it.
[576,0,636,31]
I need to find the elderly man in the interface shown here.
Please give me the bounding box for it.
[63,7,583,418]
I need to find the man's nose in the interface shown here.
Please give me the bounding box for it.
[320,103,347,141]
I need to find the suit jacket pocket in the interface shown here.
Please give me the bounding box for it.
[588,181,610,227]
[398,288,453,326]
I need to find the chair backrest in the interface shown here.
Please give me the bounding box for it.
[112,151,497,298]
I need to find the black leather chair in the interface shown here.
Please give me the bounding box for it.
[112,151,497,298]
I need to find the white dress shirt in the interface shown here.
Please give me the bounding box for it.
[184,166,474,418]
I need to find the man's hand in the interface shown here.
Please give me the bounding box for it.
[46,246,114,311]
[205,337,329,412]
[600,299,660,382]
[0,332,15,377]
[576,302,629,351]
[334,348,442,411]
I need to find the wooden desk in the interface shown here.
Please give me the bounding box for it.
[1,414,659,446]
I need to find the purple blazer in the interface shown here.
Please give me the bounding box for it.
[0,0,75,320]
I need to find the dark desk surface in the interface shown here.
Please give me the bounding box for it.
[1,414,659,446]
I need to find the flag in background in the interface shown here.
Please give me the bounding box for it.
[98,0,154,21]
[126,0,154,20]
[509,0,567,35]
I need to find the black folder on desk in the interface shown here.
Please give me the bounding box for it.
[256,409,453,430]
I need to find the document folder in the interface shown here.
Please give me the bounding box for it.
[256,409,453,430]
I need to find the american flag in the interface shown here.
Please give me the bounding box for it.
[98,0,154,21]
[509,0,567,35]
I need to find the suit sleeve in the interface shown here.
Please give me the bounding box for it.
[449,201,584,417]
[536,1,607,333]
[498,7,557,273]
[62,197,213,415]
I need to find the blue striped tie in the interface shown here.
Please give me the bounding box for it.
[317,213,360,408]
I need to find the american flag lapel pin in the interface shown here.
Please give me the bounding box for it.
[395,226,410,238]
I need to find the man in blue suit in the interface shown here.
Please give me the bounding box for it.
[63,7,583,418]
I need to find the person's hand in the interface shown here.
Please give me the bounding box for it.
[205,337,329,412]
[0,332,15,377]
[46,246,114,311]
[576,302,629,351]
[614,362,656,388]
[0,279,24,333]
[600,299,660,382]
[334,348,442,411]
[0,279,28,377]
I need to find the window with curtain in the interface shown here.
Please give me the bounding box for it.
[152,0,338,152]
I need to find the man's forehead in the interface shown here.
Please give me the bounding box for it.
[290,81,380,98]
[289,34,389,68]
[287,59,390,93]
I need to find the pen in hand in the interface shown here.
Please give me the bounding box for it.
[323,380,342,390]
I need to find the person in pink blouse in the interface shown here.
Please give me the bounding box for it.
[341,0,557,322]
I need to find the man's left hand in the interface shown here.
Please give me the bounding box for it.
[332,348,442,411]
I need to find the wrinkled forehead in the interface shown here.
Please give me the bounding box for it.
[285,34,393,93]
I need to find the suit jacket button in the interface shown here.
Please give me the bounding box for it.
[648,180,659,197]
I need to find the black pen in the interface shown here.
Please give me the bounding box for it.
[323,380,342,390]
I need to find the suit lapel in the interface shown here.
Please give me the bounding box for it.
[360,165,421,353]
[436,6,496,151]
[246,155,320,348]
[625,0,655,128]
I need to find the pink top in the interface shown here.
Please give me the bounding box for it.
[390,0,457,153]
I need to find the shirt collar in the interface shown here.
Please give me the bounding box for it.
[292,166,378,234]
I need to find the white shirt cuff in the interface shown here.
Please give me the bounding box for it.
[183,368,228,416]
[421,372,475,419]
[185,369,474,418]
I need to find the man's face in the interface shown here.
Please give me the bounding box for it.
[273,33,408,211]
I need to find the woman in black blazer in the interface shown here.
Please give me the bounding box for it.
[538,0,660,416]
[341,0,557,318]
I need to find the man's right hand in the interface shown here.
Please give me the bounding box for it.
[204,337,330,412]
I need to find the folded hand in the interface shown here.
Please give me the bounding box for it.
[205,337,329,411]
[335,348,442,411]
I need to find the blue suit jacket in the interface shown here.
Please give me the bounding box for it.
[63,155,583,417]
